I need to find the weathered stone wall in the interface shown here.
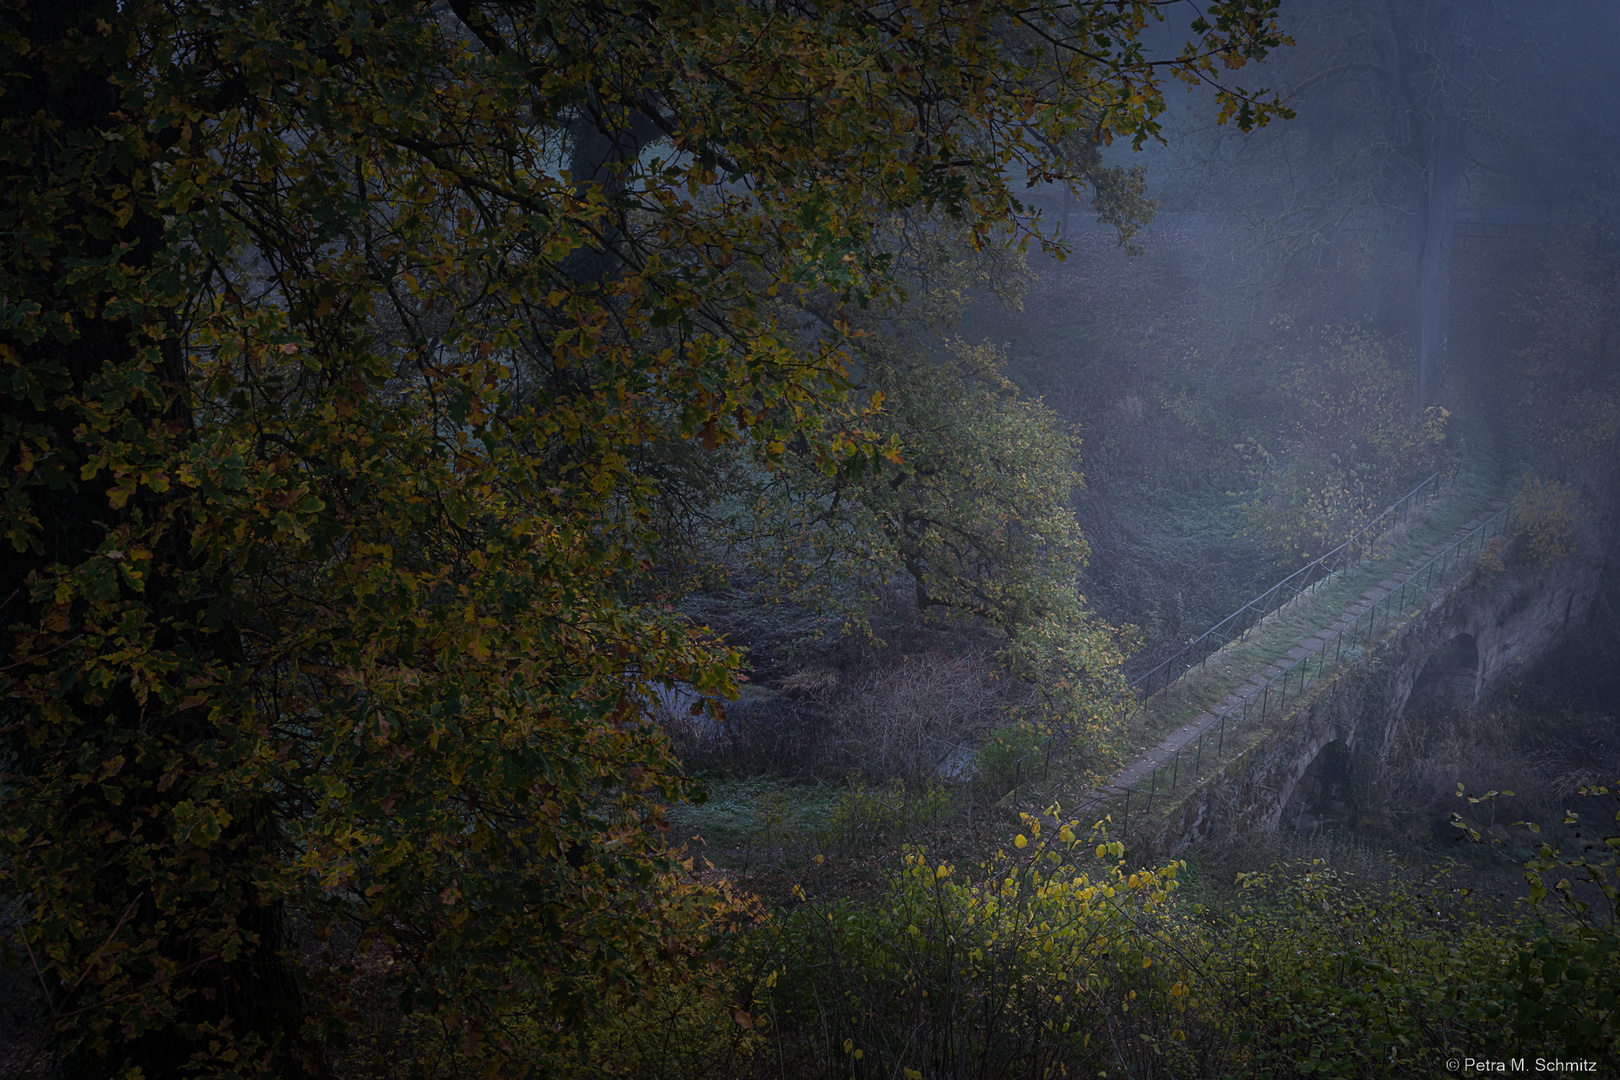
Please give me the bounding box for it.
[1365,550,1602,779]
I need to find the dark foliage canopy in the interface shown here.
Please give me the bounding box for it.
[0,0,1287,1073]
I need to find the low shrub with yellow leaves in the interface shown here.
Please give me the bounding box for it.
[743,789,1620,1079]
[756,806,1205,1078]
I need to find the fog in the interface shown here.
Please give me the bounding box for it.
[966,0,1620,669]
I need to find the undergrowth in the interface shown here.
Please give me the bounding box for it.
[491,794,1620,1078]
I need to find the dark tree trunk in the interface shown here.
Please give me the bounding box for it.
[1363,0,1424,336]
[1361,0,1468,412]
[0,4,309,1076]
[1414,110,1464,412]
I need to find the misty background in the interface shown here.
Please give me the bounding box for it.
[674,0,1620,841]
[997,0,1617,647]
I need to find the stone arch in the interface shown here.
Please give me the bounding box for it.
[1280,737,1355,834]
[1408,632,1480,705]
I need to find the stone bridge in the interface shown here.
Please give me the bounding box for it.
[1148,542,1606,853]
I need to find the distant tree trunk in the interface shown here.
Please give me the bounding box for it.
[1362,0,1422,335]
[1414,109,1464,412]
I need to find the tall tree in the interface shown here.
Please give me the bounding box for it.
[1395,1,1472,412]
[0,0,1287,1074]
[1169,0,1531,410]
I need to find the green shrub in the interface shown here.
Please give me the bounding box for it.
[1454,784,1620,1065]
[760,812,1202,1078]
[974,720,1048,790]
[750,801,1620,1078]
[541,967,764,1080]
[1510,474,1581,568]
[536,865,770,1080]
[818,777,957,852]
[1211,864,1515,1078]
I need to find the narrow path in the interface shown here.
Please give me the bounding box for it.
[1074,499,1507,813]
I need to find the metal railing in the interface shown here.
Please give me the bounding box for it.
[1128,471,1447,699]
[1114,500,1515,838]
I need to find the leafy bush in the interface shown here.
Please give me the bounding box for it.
[973,719,1049,791]
[759,812,1199,1078]
[1240,326,1449,561]
[348,861,769,1079]
[818,778,958,853]
[1211,864,1517,1078]
[1510,474,1581,569]
[539,926,766,1080]
[1454,784,1620,1064]
[748,795,1620,1078]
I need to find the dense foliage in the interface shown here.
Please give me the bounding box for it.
[556,790,1617,1078]
[0,0,1291,1074]
[744,796,1619,1079]
[741,337,1132,768]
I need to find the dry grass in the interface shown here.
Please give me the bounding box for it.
[832,652,1019,782]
